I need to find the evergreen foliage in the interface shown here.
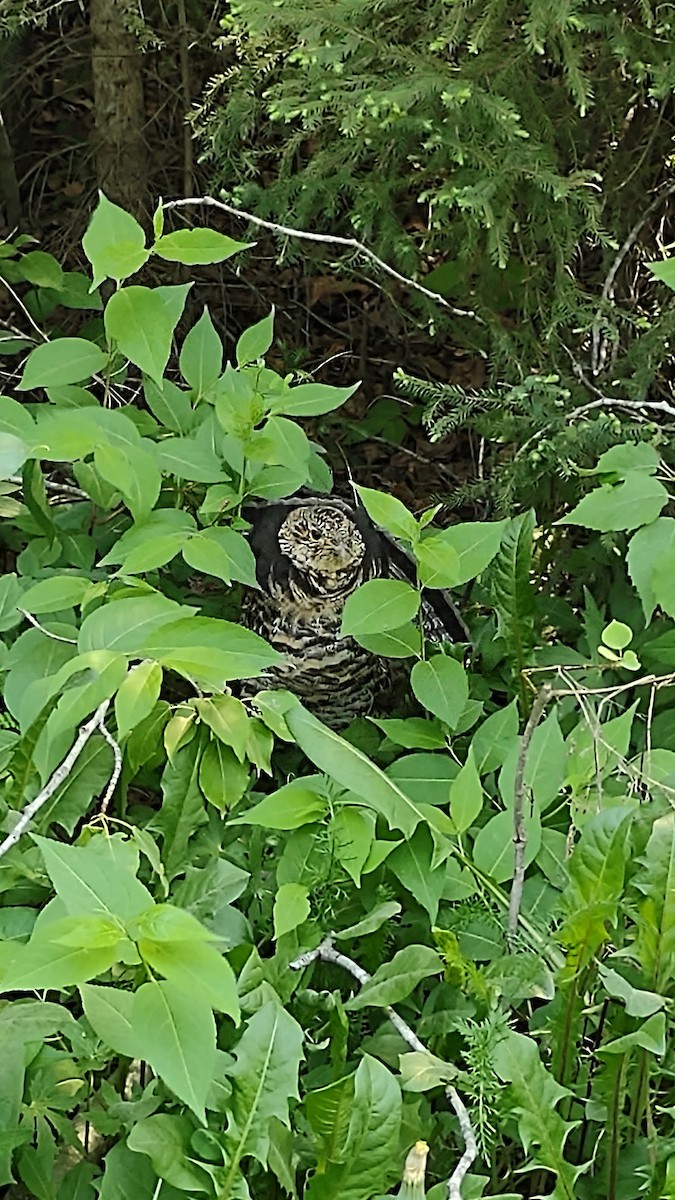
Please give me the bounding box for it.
[194,0,675,370]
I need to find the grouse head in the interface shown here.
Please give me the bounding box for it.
[277,504,365,580]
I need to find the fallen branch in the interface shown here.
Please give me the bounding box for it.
[162,196,480,322]
[291,937,477,1199]
[0,699,114,860]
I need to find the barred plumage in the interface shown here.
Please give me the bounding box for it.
[240,496,468,729]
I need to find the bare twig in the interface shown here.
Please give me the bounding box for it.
[98,720,123,816]
[18,609,78,644]
[162,196,480,322]
[590,182,675,375]
[9,474,89,500]
[0,700,112,860]
[291,937,477,1199]
[509,685,553,943]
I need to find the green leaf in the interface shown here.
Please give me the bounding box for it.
[222,1001,304,1180]
[354,486,418,542]
[599,1012,666,1056]
[558,807,632,963]
[0,432,29,478]
[274,882,310,939]
[140,616,284,682]
[0,395,37,441]
[0,919,122,992]
[131,978,216,1121]
[330,806,374,885]
[632,812,675,993]
[305,1056,401,1200]
[19,575,90,614]
[281,697,428,838]
[410,655,468,728]
[115,660,163,740]
[371,716,447,749]
[648,258,675,290]
[355,622,422,658]
[99,509,196,572]
[270,380,360,417]
[78,593,186,654]
[493,1030,589,1195]
[449,749,483,833]
[499,709,567,812]
[472,807,542,884]
[98,1142,160,1200]
[180,307,223,396]
[198,741,249,811]
[414,536,461,589]
[143,376,194,434]
[387,828,447,922]
[153,228,252,265]
[156,435,226,482]
[195,694,249,760]
[82,193,149,287]
[237,309,275,366]
[335,901,402,940]
[104,285,191,382]
[18,338,108,391]
[424,520,507,586]
[231,781,328,829]
[346,944,442,1010]
[33,833,154,920]
[470,701,519,774]
[94,440,161,522]
[80,983,143,1059]
[597,965,666,1018]
[386,753,458,805]
[560,474,668,532]
[341,579,420,637]
[602,619,632,651]
[139,935,240,1023]
[183,526,258,587]
[490,511,536,676]
[127,1115,212,1192]
[627,517,675,621]
[20,250,64,289]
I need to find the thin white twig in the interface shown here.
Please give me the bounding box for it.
[18,608,78,644]
[162,196,480,322]
[0,700,112,860]
[290,937,477,1198]
[9,474,89,500]
[98,721,123,816]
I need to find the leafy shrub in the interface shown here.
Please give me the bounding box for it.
[1,198,675,1199]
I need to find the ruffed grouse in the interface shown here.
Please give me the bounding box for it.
[240,496,467,729]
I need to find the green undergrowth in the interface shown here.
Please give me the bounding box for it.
[0,197,675,1199]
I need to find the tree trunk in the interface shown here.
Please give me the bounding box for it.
[89,0,147,217]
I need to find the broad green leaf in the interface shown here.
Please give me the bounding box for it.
[281,698,428,838]
[115,660,163,740]
[410,654,468,728]
[143,376,194,434]
[153,228,252,265]
[139,936,240,1022]
[18,338,108,391]
[270,380,360,417]
[595,441,660,477]
[399,1050,456,1091]
[127,1114,213,1192]
[354,485,418,542]
[499,709,567,812]
[104,284,191,382]
[415,536,461,589]
[222,1001,304,1181]
[648,258,675,290]
[490,510,536,676]
[141,616,284,681]
[0,395,36,441]
[493,1030,589,1195]
[559,474,668,532]
[599,1012,666,1056]
[198,741,250,811]
[341,579,420,637]
[470,701,519,774]
[0,919,121,992]
[355,622,422,658]
[131,978,216,1120]
[33,833,154,920]
[99,509,196,572]
[80,983,143,1059]
[156,435,226,482]
[387,828,447,922]
[30,408,102,460]
[94,440,161,522]
[335,901,402,940]
[183,525,258,587]
[78,593,186,654]
[449,748,483,833]
[153,742,209,879]
[370,716,447,749]
[82,193,149,286]
[237,309,275,367]
[423,520,507,586]
[250,415,310,467]
[558,807,633,961]
[304,1075,355,1165]
[98,1142,160,1200]
[472,807,542,884]
[180,307,223,396]
[330,806,374,885]
[274,882,311,939]
[0,1038,25,1185]
[597,965,666,1018]
[305,1056,401,1200]
[231,782,328,829]
[386,753,458,805]
[346,944,442,1009]
[195,694,249,761]
[20,250,64,289]
[18,575,90,614]
[627,517,675,621]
